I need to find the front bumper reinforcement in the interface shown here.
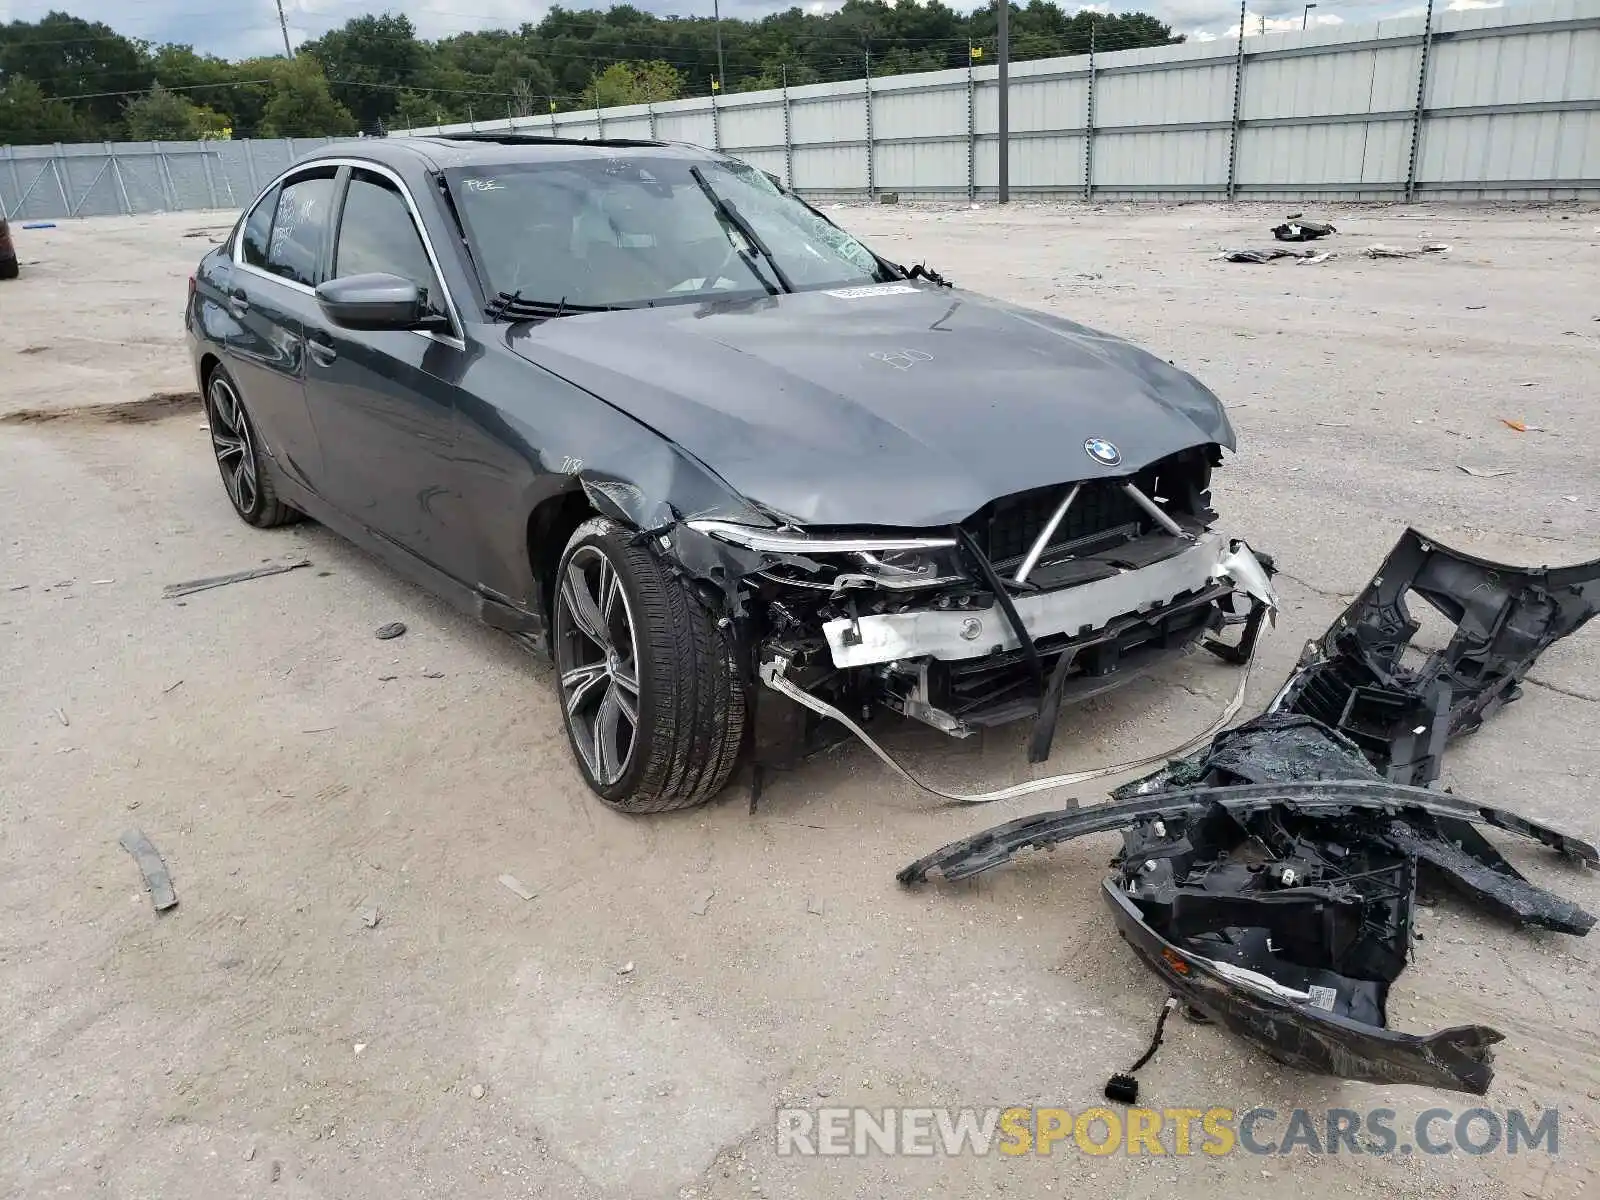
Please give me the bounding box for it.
[823,532,1276,669]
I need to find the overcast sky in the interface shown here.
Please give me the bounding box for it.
[1,0,1504,63]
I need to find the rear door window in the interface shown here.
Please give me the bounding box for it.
[239,183,281,270]
[333,170,447,319]
[262,168,338,288]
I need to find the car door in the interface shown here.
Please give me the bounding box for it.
[303,165,473,580]
[224,166,339,492]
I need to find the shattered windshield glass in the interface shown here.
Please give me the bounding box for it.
[447,155,888,309]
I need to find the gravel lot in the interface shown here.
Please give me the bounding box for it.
[3,201,1598,1200]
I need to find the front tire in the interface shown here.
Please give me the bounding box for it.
[204,365,299,528]
[553,517,745,812]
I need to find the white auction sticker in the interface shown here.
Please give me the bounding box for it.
[823,283,920,299]
[1307,984,1337,1011]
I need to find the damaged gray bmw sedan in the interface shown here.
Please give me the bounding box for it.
[186,133,1276,812]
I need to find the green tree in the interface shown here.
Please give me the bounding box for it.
[122,83,229,139]
[391,89,446,129]
[299,13,423,130]
[0,12,149,132]
[0,75,93,143]
[258,57,358,138]
[586,60,682,108]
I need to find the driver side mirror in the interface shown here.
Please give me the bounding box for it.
[315,272,450,332]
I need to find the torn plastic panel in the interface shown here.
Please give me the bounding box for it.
[899,780,1596,1093]
[1268,528,1600,787]
[1111,712,1382,799]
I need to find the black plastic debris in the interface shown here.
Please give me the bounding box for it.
[1270,528,1600,787]
[1272,216,1336,242]
[899,528,1600,1095]
[1113,712,1379,798]
[900,781,1597,1094]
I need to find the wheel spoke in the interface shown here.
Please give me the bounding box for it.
[612,675,638,726]
[231,460,250,507]
[611,661,639,698]
[562,562,608,648]
[601,559,621,624]
[595,683,625,784]
[561,662,608,716]
[212,431,244,462]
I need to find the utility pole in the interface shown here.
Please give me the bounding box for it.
[274,0,294,58]
[713,0,726,92]
[997,0,1010,203]
[1302,3,1318,28]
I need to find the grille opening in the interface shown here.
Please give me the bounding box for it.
[963,446,1217,570]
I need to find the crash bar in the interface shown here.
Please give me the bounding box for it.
[1013,483,1081,585]
[1121,482,1190,539]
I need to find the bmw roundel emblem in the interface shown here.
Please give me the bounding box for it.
[1084,437,1122,467]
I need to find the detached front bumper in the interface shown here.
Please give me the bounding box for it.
[823,532,1277,669]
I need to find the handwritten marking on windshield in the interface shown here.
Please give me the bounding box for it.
[462,178,503,192]
[824,284,920,299]
[870,349,933,371]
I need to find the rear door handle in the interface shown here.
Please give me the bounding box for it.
[306,337,338,367]
[227,287,249,317]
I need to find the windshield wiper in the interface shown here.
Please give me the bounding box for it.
[486,291,620,323]
[688,167,793,295]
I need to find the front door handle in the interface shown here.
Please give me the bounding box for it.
[306,337,338,367]
[227,287,249,317]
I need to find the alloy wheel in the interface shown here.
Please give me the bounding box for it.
[207,375,259,516]
[554,545,641,788]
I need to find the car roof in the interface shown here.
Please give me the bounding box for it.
[298,135,721,174]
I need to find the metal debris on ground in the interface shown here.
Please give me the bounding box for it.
[618,961,635,975]
[1271,216,1336,242]
[1457,464,1514,478]
[55,707,69,726]
[1500,417,1528,432]
[497,874,536,901]
[163,559,312,598]
[359,907,380,929]
[690,889,715,916]
[375,622,407,640]
[900,527,1600,1095]
[1363,243,1450,259]
[1217,247,1324,263]
[119,829,179,912]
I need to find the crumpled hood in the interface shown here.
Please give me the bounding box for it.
[505,282,1234,528]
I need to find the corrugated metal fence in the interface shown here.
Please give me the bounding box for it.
[404,0,1600,203]
[0,137,341,221]
[3,0,1597,220]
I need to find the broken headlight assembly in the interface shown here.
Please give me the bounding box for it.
[687,519,969,593]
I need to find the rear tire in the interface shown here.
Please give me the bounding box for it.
[203,364,300,528]
[553,517,745,812]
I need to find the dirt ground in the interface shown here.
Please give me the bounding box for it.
[3,201,1599,1200]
